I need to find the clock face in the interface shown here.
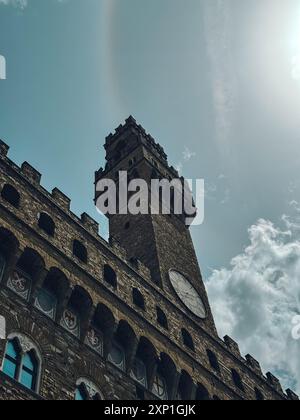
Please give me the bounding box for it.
[169,270,207,319]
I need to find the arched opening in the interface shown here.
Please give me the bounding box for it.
[132,288,145,311]
[90,303,115,357]
[156,307,168,330]
[35,268,69,320]
[109,320,137,372]
[0,227,19,284]
[73,240,88,264]
[156,353,177,400]
[75,379,103,401]
[231,369,245,392]
[8,248,45,301]
[176,370,194,400]
[182,329,195,352]
[61,286,92,338]
[1,184,20,208]
[254,388,264,401]
[207,349,220,373]
[103,265,117,288]
[2,335,41,393]
[38,213,55,236]
[136,337,158,391]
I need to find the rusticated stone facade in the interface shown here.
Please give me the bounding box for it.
[0,117,298,401]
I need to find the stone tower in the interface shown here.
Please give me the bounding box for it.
[95,116,217,337]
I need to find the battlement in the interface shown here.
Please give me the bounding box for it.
[0,138,152,282]
[105,116,168,162]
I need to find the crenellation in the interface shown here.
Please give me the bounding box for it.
[266,372,283,394]
[21,162,42,185]
[286,388,299,400]
[0,140,9,157]
[51,188,71,211]
[245,354,263,376]
[81,213,99,236]
[223,336,241,358]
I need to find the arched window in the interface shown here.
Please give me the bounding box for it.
[132,288,145,311]
[1,184,20,208]
[232,369,245,392]
[108,342,126,371]
[157,307,168,330]
[2,336,41,393]
[2,339,21,381]
[73,240,88,264]
[207,349,220,373]
[131,358,147,388]
[38,213,55,236]
[196,383,210,401]
[75,384,89,401]
[152,373,168,400]
[20,351,38,391]
[35,288,57,320]
[75,378,103,401]
[103,265,117,288]
[255,388,264,401]
[0,252,6,281]
[182,329,195,351]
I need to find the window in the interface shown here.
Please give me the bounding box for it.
[2,338,40,393]
[73,240,88,264]
[0,252,6,281]
[75,379,103,401]
[75,384,89,401]
[131,358,147,388]
[232,369,245,392]
[20,351,38,391]
[1,184,20,208]
[35,288,57,320]
[207,349,220,373]
[104,265,117,288]
[3,339,20,381]
[108,343,125,371]
[157,307,168,330]
[255,388,264,401]
[182,329,195,351]
[152,374,168,400]
[132,288,145,311]
[38,213,55,236]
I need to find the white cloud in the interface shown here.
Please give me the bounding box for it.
[206,217,300,393]
[0,0,27,8]
[0,0,66,8]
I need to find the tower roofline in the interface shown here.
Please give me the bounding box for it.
[105,116,168,162]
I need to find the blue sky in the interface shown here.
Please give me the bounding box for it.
[1,0,300,394]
